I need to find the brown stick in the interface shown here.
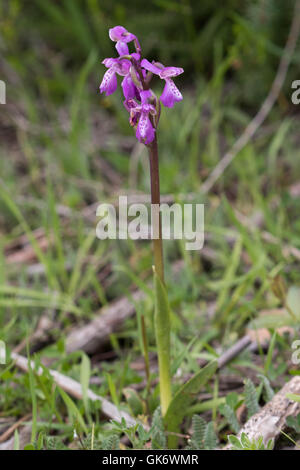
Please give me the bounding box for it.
[0,413,31,444]
[66,289,145,354]
[224,376,300,449]
[0,426,31,451]
[217,335,252,369]
[11,352,139,429]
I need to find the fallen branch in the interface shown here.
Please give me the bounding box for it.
[0,413,31,444]
[224,376,300,449]
[65,260,192,355]
[66,289,145,354]
[0,426,31,451]
[11,352,138,429]
[217,335,252,369]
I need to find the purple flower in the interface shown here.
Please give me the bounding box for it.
[100,57,128,96]
[109,26,141,55]
[100,56,138,99]
[99,26,184,145]
[141,59,183,108]
[100,38,141,100]
[125,91,156,144]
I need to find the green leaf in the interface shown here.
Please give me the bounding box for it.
[204,421,218,449]
[286,393,300,403]
[257,374,274,402]
[219,403,240,433]
[57,387,87,433]
[225,392,239,409]
[13,430,20,450]
[286,415,300,433]
[24,444,35,450]
[164,360,218,447]
[244,379,259,418]
[80,353,91,414]
[105,372,119,407]
[190,415,206,449]
[267,439,274,450]
[151,407,166,450]
[228,434,243,449]
[123,388,145,417]
[286,286,300,319]
[240,432,251,448]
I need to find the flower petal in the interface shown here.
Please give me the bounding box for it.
[99,68,117,96]
[141,58,162,76]
[140,90,152,105]
[102,58,117,68]
[109,26,135,43]
[160,78,182,108]
[160,66,184,79]
[136,112,155,144]
[116,41,129,56]
[121,75,137,100]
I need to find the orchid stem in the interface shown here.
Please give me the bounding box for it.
[148,136,164,282]
[148,136,172,416]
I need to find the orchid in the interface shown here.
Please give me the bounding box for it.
[99,27,184,422]
[99,25,184,144]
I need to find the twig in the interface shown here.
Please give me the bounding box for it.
[0,413,31,444]
[217,335,252,369]
[0,426,31,451]
[224,376,300,449]
[201,0,300,194]
[66,289,145,354]
[11,352,139,429]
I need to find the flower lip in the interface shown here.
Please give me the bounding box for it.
[160,78,182,108]
[99,68,118,96]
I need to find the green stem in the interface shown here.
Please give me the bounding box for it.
[141,314,151,397]
[148,136,172,416]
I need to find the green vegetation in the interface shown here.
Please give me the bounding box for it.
[0,0,300,450]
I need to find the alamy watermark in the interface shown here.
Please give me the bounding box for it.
[291,80,300,105]
[96,196,204,251]
[0,80,6,104]
[291,340,300,365]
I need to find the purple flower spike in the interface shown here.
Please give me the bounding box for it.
[100,26,183,144]
[141,58,184,108]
